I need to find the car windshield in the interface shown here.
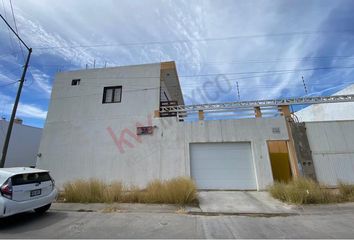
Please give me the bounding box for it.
[11,172,51,185]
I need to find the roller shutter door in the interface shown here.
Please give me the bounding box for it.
[190,142,257,190]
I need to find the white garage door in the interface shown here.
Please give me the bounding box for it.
[190,142,257,190]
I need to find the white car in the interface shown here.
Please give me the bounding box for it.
[0,167,58,218]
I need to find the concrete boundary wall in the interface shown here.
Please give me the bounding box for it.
[305,120,354,186]
[0,120,42,167]
[39,115,288,190]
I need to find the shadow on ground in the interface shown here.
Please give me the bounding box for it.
[0,211,67,233]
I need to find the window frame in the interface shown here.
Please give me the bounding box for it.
[102,86,122,104]
[71,79,81,86]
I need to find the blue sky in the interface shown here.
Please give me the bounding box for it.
[0,0,354,128]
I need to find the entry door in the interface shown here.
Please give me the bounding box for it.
[190,142,257,190]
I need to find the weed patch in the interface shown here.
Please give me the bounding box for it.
[63,177,197,205]
[269,177,354,205]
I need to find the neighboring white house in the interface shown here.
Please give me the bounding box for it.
[37,62,292,190]
[0,119,42,167]
[296,84,354,122]
[294,84,354,186]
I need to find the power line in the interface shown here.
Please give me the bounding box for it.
[180,65,354,78]
[29,55,354,70]
[49,65,354,82]
[0,79,18,88]
[185,56,354,66]
[0,50,22,58]
[1,0,15,54]
[8,0,24,61]
[0,14,29,50]
[0,12,32,168]
[32,30,354,50]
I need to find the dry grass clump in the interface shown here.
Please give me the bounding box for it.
[63,179,123,203]
[338,182,354,202]
[103,181,123,203]
[269,177,337,204]
[142,177,197,204]
[120,186,144,203]
[62,177,197,205]
[270,178,354,205]
[63,179,105,203]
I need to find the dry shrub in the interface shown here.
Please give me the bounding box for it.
[269,177,338,204]
[121,186,144,203]
[63,179,106,203]
[161,177,197,204]
[103,181,123,203]
[62,177,197,205]
[143,177,198,205]
[268,181,288,202]
[143,180,165,203]
[338,182,354,201]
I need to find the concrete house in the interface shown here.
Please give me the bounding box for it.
[296,84,354,122]
[0,119,42,167]
[37,61,354,190]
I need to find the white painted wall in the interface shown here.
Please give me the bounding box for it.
[179,117,289,190]
[0,120,42,167]
[305,120,354,186]
[37,63,289,190]
[296,84,354,122]
[37,63,161,186]
[37,63,161,182]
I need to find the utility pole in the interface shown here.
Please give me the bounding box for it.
[0,14,32,168]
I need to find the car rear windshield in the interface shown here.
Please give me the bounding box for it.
[11,172,51,186]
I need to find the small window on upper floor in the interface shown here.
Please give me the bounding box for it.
[71,79,81,86]
[103,86,122,104]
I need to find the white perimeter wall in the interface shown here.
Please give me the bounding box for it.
[38,112,288,190]
[0,120,42,167]
[305,120,354,186]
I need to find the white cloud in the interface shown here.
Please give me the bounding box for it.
[17,103,47,119]
[0,72,13,83]
[0,0,353,127]
[0,93,47,119]
[29,68,52,96]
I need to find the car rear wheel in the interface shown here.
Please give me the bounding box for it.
[34,204,51,214]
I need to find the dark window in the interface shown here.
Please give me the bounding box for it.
[103,86,122,104]
[11,172,52,185]
[71,79,80,86]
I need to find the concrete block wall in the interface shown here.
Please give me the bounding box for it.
[305,120,354,186]
[38,113,289,189]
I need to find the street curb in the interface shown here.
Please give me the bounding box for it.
[51,202,193,214]
[187,211,299,217]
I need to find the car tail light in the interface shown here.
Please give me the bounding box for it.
[1,178,13,200]
[50,176,55,191]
